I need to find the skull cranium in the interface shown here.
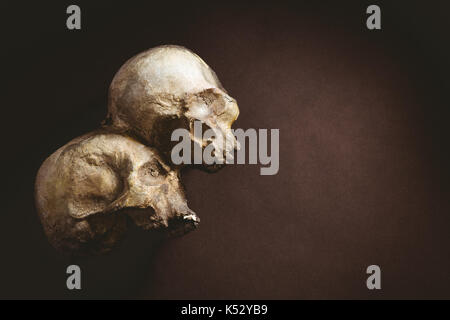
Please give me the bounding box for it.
[106,45,240,170]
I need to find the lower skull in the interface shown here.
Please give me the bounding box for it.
[35,130,199,255]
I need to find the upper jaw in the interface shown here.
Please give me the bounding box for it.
[166,213,200,238]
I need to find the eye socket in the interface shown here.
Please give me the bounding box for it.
[138,161,167,185]
[149,166,159,177]
[149,161,167,177]
[150,162,167,177]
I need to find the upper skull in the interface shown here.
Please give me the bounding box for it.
[106,45,240,170]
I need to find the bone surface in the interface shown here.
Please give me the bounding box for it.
[107,45,240,170]
[35,45,238,255]
[35,129,198,254]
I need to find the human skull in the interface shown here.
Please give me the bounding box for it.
[106,45,240,170]
[35,130,198,255]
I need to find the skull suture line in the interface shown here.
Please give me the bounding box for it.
[35,46,240,255]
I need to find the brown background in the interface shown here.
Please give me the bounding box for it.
[1,1,449,299]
